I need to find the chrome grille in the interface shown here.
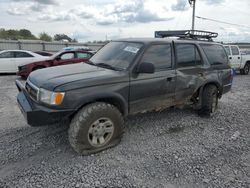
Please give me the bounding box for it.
[25,80,39,101]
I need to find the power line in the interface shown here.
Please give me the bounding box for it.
[196,16,250,29]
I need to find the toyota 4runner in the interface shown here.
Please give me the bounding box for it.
[16,30,233,155]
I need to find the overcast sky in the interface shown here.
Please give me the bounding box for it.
[0,0,250,42]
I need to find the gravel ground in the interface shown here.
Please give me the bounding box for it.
[0,74,249,188]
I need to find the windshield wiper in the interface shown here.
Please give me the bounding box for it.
[95,63,120,71]
[85,60,95,65]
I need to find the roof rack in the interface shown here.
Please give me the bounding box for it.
[154,30,218,41]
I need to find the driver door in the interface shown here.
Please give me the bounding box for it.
[53,52,76,66]
[129,43,176,114]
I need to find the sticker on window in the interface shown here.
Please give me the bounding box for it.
[124,46,139,54]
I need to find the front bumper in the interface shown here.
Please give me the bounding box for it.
[16,68,29,77]
[16,80,74,126]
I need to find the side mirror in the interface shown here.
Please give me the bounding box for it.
[137,62,155,74]
[55,56,61,61]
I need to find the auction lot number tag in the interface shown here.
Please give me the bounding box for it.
[124,46,139,54]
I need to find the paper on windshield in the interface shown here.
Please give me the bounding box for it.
[124,46,140,54]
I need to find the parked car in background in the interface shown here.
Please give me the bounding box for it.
[0,50,48,73]
[240,49,250,55]
[224,45,250,75]
[63,46,91,51]
[34,51,53,57]
[17,49,94,78]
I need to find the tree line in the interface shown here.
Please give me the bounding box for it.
[0,28,77,42]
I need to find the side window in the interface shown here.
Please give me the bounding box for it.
[200,44,228,65]
[231,46,239,55]
[141,44,172,70]
[224,46,231,56]
[77,52,90,58]
[0,51,15,58]
[176,44,202,67]
[60,52,75,60]
[15,52,33,58]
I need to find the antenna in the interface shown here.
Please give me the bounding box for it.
[189,0,196,31]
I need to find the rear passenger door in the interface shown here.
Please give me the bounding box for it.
[174,43,206,102]
[229,45,241,66]
[76,52,92,63]
[129,43,176,113]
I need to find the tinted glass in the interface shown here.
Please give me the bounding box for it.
[201,44,228,65]
[141,44,172,70]
[231,46,239,55]
[77,52,90,58]
[0,51,15,58]
[90,42,143,70]
[176,44,202,67]
[15,52,33,58]
[60,52,74,60]
[224,46,231,55]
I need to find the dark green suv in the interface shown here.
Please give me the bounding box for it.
[16,30,233,155]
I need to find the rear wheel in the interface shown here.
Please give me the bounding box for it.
[240,63,249,75]
[68,102,124,155]
[198,85,218,117]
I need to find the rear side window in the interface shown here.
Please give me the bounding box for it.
[141,44,172,70]
[200,44,228,65]
[231,46,239,55]
[15,52,33,58]
[176,44,202,67]
[77,52,91,58]
[0,51,15,58]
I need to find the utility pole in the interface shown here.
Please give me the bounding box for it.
[189,0,196,31]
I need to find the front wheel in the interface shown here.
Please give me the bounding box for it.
[240,63,250,75]
[198,85,218,117]
[68,102,124,155]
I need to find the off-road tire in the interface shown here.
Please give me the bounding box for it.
[68,102,124,155]
[240,63,250,75]
[198,85,218,117]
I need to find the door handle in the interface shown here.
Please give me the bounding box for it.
[229,57,232,59]
[198,72,204,77]
[166,77,172,82]
[238,57,241,59]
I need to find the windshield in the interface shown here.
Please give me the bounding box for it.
[51,50,64,59]
[90,41,143,70]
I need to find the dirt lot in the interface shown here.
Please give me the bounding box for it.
[0,74,249,188]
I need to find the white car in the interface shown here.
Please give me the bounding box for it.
[224,45,250,75]
[0,50,48,73]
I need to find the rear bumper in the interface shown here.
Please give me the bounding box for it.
[16,80,74,126]
[16,70,29,77]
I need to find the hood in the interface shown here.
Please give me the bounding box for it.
[28,63,128,91]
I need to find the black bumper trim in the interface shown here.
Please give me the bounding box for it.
[16,81,74,126]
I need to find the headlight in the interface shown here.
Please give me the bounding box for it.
[39,88,65,105]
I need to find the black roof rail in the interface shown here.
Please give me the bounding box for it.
[154,30,218,41]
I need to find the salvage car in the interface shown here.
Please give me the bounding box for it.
[224,45,250,75]
[0,50,48,73]
[17,49,94,78]
[16,30,233,155]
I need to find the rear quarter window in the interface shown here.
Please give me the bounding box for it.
[200,44,228,65]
